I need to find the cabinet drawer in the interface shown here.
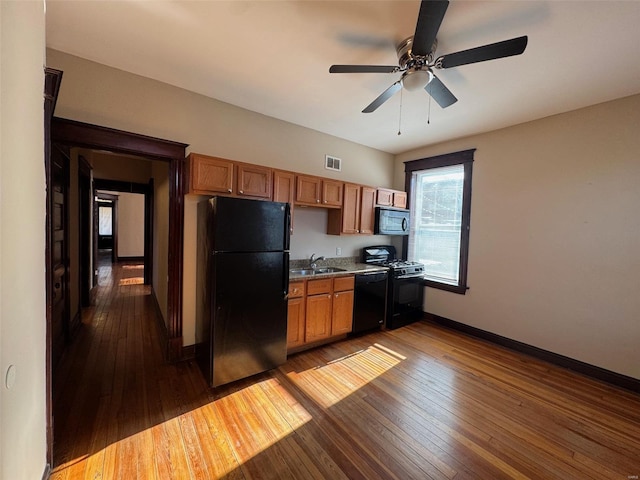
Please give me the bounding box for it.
[288,281,305,298]
[333,275,355,292]
[307,278,332,295]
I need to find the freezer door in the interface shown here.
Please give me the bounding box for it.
[210,196,290,252]
[210,251,289,387]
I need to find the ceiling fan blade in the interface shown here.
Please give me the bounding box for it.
[438,36,528,69]
[425,75,457,108]
[330,65,398,74]
[412,0,449,57]
[362,81,402,113]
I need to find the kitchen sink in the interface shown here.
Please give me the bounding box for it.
[289,267,346,276]
[314,267,345,273]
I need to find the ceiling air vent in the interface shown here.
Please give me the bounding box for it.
[325,155,342,172]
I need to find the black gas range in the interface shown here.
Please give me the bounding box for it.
[362,245,425,329]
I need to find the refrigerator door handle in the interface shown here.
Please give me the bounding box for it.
[284,203,291,251]
[283,253,290,300]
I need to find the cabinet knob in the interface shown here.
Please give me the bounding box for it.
[227,189,232,193]
[316,199,320,203]
[239,190,244,194]
[335,293,338,298]
[327,294,331,298]
[324,200,327,204]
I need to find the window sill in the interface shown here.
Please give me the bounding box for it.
[422,278,468,295]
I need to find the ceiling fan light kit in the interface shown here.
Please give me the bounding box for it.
[329,0,528,114]
[401,69,434,91]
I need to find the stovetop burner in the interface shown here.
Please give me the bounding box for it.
[384,260,423,268]
[362,245,425,278]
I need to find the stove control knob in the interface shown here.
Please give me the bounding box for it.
[401,268,407,276]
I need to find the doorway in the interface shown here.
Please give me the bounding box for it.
[47,116,187,468]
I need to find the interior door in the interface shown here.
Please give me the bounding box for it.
[50,144,70,371]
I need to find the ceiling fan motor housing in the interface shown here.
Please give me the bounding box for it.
[396,36,436,69]
[397,36,436,90]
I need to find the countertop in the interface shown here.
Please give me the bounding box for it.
[289,256,388,280]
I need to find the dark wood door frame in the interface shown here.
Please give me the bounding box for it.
[51,117,188,362]
[44,68,63,470]
[78,156,92,308]
[94,178,153,284]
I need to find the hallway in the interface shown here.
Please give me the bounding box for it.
[51,258,212,478]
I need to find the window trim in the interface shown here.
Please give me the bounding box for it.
[403,149,475,295]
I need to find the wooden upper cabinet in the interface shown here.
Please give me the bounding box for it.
[359,186,376,234]
[376,188,393,206]
[322,179,343,207]
[393,191,407,209]
[295,175,343,208]
[236,163,272,199]
[273,170,295,204]
[327,184,377,235]
[296,175,322,205]
[342,183,361,234]
[273,170,295,234]
[188,153,234,195]
[376,187,407,208]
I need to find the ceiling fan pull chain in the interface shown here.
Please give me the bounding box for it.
[427,83,432,125]
[398,88,403,136]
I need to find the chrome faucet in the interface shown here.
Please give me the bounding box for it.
[309,253,326,269]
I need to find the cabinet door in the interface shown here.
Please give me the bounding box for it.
[305,293,332,342]
[274,170,295,234]
[274,170,295,204]
[341,183,361,234]
[237,163,272,199]
[191,154,234,194]
[332,289,354,335]
[393,191,407,208]
[376,188,393,206]
[296,175,321,205]
[322,180,343,207]
[287,297,306,349]
[359,186,376,234]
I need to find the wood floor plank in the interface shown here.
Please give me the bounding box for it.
[51,257,640,479]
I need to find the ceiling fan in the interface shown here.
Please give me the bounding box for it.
[329,0,528,113]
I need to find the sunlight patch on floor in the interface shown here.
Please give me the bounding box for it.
[119,277,144,285]
[52,377,312,479]
[286,343,404,408]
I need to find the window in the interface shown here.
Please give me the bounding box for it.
[404,149,474,294]
[98,205,113,235]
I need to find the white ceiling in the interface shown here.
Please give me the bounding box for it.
[46,1,640,155]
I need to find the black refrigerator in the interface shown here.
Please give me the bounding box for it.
[196,196,290,388]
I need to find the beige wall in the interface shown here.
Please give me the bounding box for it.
[116,192,145,258]
[394,94,640,380]
[0,1,48,478]
[46,49,396,347]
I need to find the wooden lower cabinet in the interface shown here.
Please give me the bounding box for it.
[287,275,354,351]
[305,292,333,343]
[332,289,355,335]
[287,281,306,349]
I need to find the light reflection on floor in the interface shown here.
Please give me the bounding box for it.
[285,343,404,408]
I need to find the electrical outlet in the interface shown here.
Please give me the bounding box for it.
[336,247,342,256]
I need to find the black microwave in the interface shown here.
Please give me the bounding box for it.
[374,207,410,235]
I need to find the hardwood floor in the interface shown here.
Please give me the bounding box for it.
[51,261,640,479]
